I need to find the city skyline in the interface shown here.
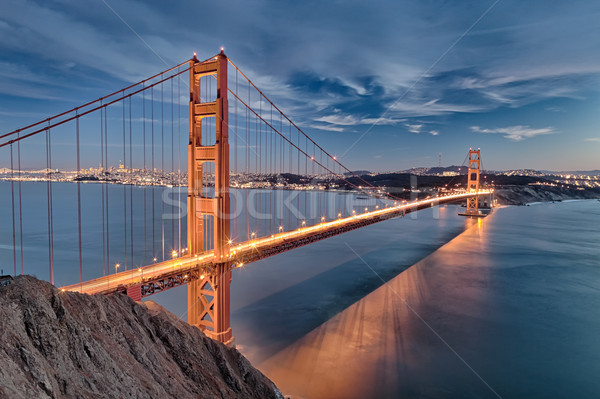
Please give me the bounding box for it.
[1,0,599,171]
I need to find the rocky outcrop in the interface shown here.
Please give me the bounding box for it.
[0,276,283,399]
[494,185,600,205]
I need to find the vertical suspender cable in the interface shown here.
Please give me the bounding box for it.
[142,85,147,265]
[17,132,24,274]
[46,122,54,285]
[101,105,106,276]
[129,96,133,268]
[104,105,110,275]
[10,143,16,276]
[151,86,155,260]
[177,70,181,253]
[171,78,175,253]
[161,75,165,260]
[122,95,128,270]
[247,82,250,239]
[76,113,83,284]
[234,67,238,241]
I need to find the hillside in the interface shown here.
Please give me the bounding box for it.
[0,276,282,399]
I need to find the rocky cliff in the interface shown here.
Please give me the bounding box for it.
[0,276,283,399]
[493,185,600,205]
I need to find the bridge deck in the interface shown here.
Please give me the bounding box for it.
[61,191,491,297]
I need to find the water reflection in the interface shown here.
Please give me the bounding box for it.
[254,214,495,398]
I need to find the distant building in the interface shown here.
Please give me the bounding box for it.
[442,171,459,176]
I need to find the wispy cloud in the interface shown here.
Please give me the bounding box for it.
[405,123,423,134]
[584,137,600,142]
[314,114,404,127]
[315,114,358,126]
[310,124,345,132]
[471,125,556,141]
[429,130,439,136]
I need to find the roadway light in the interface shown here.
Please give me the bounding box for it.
[228,239,232,244]
[338,213,341,218]
[302,220,306,226]
[279,226,284,232]
[321,216,325,222]
[153,257,157,262]
[115,263,120,274]
[138,268,142,272]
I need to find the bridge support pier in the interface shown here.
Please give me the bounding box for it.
[187,51,233,345]
[460,148,493,217]
[187,263,233,345]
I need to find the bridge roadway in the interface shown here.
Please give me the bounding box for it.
[61,191,491,298]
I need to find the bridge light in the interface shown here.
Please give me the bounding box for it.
[220,46,225,52]
[184,274,188,278]
[153,257,157,262]
[338,213,341,218]
[61,288,65,292]
[193,52,197,57]
[321,216,325,222]
[333,156,337,160]
[302,220,306,226]
[138,268,142,272]
[364,207,368,212]
[228,239,232,244]
[200,274,205,279]
[279,225,283,232]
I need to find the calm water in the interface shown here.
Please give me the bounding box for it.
[239,200,600,398]
[1,181,599,398]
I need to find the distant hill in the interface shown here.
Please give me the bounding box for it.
[556,170,600,176]
[344,170,371,177]
[426,165,467,175]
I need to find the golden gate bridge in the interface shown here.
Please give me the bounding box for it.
[0,51,491,345]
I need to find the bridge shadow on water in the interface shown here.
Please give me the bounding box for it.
[231,214,468,364]
[248,215,492,399]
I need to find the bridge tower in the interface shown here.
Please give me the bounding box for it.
[463,148,481,216]
[187,51,233,345]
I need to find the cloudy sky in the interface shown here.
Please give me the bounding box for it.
[1,0,599,171]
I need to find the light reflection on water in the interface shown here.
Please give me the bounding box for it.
[253,215,492,399]
[239,201,600,398]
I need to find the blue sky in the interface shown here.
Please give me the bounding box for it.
[0,0,599,171]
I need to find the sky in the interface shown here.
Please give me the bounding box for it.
[0,0,599,172]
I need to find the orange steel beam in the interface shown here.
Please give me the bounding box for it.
[186,51,233,345]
